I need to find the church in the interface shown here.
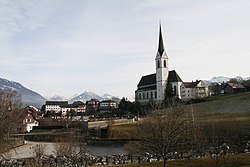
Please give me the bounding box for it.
[135,24,183,103]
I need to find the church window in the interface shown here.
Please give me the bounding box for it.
[174,85,177,95]
[155,91,157,98]
[139,93,141,99]
[157,60,160,68]
[164,60,166,67]
[151,92,153,98]
[147,92,149,99]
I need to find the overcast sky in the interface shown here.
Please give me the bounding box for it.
[0,0,249,100]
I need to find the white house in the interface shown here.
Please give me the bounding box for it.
[181,80,209,101]
[44,101,87,116]
[13,107,39,133]
[99,100,118,113]
[45,101,68,113]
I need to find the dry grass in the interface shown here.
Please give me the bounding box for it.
[106,93,250,167]
[110,93,250,140]
[193,92,250,116]
[110,123,137,139]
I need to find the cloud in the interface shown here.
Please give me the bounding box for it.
[1,0,250,100]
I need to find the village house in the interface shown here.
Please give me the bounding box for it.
[44,101,86,117]
[43,99,118,117]
[181,80,209,101]
[13,107,39,133]
[70,101,86,113]
[86,99,100,115]
[45,101,68,114]
[99,100,118,113]
[222,83,247,94]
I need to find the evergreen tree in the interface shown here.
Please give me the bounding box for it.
[164,79,174,106]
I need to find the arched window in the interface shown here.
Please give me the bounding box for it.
[147,92,149,99]
[151,92,153,98]
[139,93,141,99]
[164,60,166,67]
[157,60,160,68]
[143,93,145,99]
[155,91,157,98]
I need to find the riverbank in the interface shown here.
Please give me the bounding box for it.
[4,141,128,159]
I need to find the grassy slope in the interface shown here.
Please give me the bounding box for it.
[111,93,250,139]
[107,93,250,167]
[192,92,250,116]
[107,93,250,166]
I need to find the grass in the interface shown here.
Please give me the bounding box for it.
[192,92,250,116]
[110,93,250,139]
[110,123,137,139]
[106,93,250,167]
[92,153,250,167]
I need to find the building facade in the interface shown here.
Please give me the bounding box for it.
[13,107,39,133]
[44,101,86,116]
[181,80,209,101]
[45,101,68,113]
[99,100,118,113]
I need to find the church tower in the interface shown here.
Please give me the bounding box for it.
[155,24,169,101]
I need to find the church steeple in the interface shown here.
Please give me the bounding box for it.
[158,23,165,56]
[155,23,169,102]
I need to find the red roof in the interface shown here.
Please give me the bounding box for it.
[183,80,200,88]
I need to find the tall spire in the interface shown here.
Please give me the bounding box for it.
[158,23,165,56]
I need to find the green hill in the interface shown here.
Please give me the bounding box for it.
[192,92,250,116]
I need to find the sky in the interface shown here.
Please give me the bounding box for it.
[0,0,250,100]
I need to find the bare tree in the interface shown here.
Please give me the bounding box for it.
[54,131,89,166]
[30,144,46,159]
[107,119,115,138]
[0,89,22,156]
[30,144,46,166]
[132,103,196,167]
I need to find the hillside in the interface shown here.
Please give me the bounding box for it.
[0,78,46,108]
[192,92,250,116]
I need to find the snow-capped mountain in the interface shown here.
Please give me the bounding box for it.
[245,77,250,81]
[234,76,244,83]
[204,76,250,86]
[47,95,68,101]
[209,76,230,83]
[204,76,230,86]
[0,78,46,108]
[68,91,120,103]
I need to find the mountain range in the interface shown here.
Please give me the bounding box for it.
[0,76,249,108]
[204,76,249,86]
[0,78,120,108]
[47,92,120,103]
[0,78,46,108]
[68,91,120,103]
